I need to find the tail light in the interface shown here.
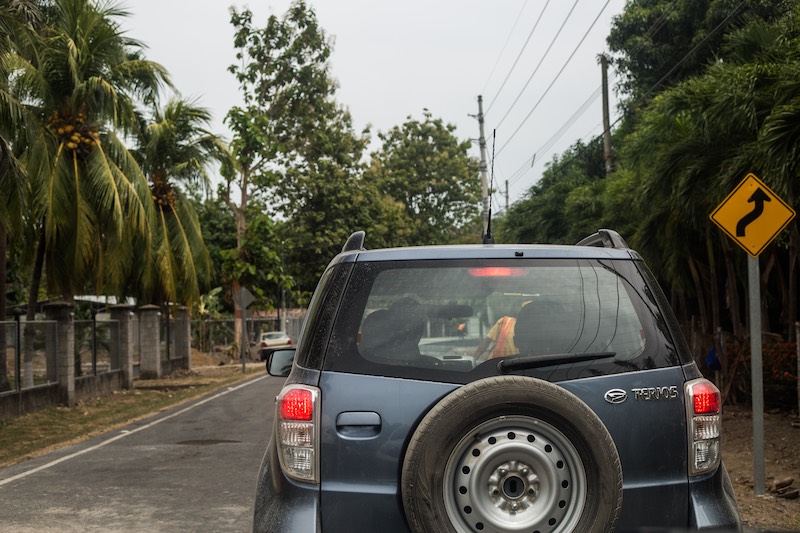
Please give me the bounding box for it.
[276,385,320,483]
[685,378,721,476]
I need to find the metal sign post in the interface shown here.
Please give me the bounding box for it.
[710,172,795,496]
[747,256,765,496]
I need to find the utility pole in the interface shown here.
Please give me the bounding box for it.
[505,180,509,212]
[476,96,490,233]
[601,54,613,176]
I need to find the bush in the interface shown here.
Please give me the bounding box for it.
[762,342,798,410]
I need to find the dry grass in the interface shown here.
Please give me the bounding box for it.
[0,359,261,468]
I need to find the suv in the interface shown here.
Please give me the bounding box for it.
[254,230,741,532]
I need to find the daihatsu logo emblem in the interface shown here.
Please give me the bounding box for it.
[604,389,627,404]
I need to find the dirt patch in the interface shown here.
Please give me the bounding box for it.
[191,349,223,367]
[723,406,800,531]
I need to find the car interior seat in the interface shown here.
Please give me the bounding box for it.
[359,298,426,363]
[514,300,576,356]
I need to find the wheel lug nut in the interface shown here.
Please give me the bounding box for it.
[521,467,529,475]
[499,469,507,476]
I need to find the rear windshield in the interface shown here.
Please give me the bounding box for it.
[322,258,682,382]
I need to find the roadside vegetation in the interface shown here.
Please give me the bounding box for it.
[2,0,800,410]
[0,1,481,393]
[497,0,800,409]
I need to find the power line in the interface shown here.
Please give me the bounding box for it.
[499,0,677,189]
[485,0,550,114]
[538,87,603,158]
[507,85,603,188]
[506,0,748,203]
[481,0,532,97]
[491,0,580,130]
[506,160,532,186]
[496,0,613,157]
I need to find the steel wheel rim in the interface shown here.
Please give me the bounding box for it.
[442,415,587,533]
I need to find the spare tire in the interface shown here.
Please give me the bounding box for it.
[401,376,622,533]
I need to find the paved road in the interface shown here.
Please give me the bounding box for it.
[0,373,286,532]
[0,373,773,533]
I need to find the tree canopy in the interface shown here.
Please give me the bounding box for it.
[366,110,481,245]
[221,1,482,301]
[504,0,800,347]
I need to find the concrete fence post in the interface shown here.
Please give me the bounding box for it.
[45,317,57,384]
[174,306,191,371]
[138,305,161,379]
[110,304,135,389]
[44,302,74,407]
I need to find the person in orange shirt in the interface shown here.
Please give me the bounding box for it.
[473,301,531,362]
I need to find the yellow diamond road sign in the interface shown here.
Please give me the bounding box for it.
[710,173,795,257]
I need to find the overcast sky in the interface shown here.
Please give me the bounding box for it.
[123,0,627,208]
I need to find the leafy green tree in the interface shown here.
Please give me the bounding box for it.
[279,106,411,294]
[193,194,236,288]
[623,5,800,338]
[222,0,335,319]
[500,138,607,245]
[222,1,411,301]
[366,110,481,245]
[607,0,794,103]
[130,98,229,305]
[0,0,43,390]
[496,0,800,377]
[224,0,335,247]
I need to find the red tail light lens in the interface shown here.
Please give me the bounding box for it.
[685,378,722,476]
[280,388,314,421]
[276,385,319,483]
[692,382,720,414]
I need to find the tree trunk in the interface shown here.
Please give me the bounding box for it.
[774,252,788,334]
[789,228,798,341]
[233,167,249,359]
[0,224,9,391]
[687,256,709,334]
[721,238,744,339]
[706,228,720,332]
[24,224,46,387]
[221,165,253,361]
[760,251,776,335]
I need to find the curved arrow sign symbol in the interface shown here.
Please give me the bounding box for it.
[736,188,771,237]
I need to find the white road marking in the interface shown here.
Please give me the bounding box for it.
[0,374,269,487]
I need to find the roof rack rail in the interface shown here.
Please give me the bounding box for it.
[342,231,366,252]
[576,229,629,249]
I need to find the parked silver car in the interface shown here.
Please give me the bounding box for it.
[259,331,292,349]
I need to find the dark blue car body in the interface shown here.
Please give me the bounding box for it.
[254,231,741,532]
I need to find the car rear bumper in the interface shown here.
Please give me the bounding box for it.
[253,434,320,533]
[253,444,741,533]
[689,463,742,530]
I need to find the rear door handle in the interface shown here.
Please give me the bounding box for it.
[336,411,381,439]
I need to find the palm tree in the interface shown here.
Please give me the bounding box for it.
[626,10,800,339]
[130,97,230,305]
[0,0,44,390]
[6,0,169,381]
